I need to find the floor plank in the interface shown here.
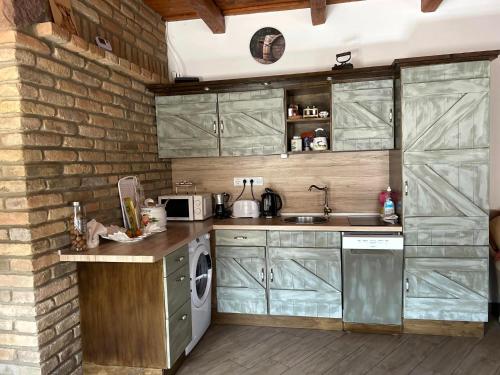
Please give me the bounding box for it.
[178,322,500,375]
[366,335,447,375]
[328,334,408,375]
[409,336,479,375]
[271,329,344,368]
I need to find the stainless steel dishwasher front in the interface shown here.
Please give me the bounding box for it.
[342,233,404,325]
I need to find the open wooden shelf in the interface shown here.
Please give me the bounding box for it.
[287,117,330,124]
[288,150,331,154]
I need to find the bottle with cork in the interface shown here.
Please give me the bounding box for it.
[69,201,87,252]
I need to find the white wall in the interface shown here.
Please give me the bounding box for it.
[167,0,500,209]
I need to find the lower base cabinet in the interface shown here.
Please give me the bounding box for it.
[215,230,342,318]
[268,247,342,318]
[216,245,267,315]
[78,245,192,370]
[403,246,489,322]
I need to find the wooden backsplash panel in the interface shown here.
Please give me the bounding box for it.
[172,151,389,214]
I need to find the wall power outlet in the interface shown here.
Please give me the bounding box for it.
[233,177,264,186]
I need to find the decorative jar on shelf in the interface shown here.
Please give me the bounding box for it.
[291,136,302,152]
[69,201,87,252]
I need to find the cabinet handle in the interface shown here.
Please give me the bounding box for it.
[404,181,408,196]
[176,256,184,263]
[260,268,265,283]
[233,236,247,240]
[220,119,224,133]
[270,268,274,283]
[389,108,393,123]
[180,314,188,321]
[213,121,217,133]
[176,275,186,282]
[405,278,409,293]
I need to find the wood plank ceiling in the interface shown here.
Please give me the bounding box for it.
[144,0,446,33]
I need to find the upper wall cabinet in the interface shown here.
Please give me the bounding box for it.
[218,89,286,156]
[332,79,394,151]
[155,89,285,159]
[402,61,490,246]
[156,94,219,158]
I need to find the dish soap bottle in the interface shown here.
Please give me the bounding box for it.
[383,186,395,217]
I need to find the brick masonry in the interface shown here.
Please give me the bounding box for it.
[72,0,168,80]
[0,1,170,374]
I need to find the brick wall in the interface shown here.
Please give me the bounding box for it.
[72,0,168,80]
[0,1,170,374]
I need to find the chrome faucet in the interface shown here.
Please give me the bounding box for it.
[308,185,332,217]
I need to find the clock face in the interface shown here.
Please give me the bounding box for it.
[249,27,285,65]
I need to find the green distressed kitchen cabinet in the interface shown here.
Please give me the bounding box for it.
[402,61,490,245]
[401,61,491,322]
[404,246,489,322]
[218,89,286,156]
[155,94,219,158]
[156,89,286,158]
[332,79,394,151]
[216,245,267,315]
[268,246,342,318]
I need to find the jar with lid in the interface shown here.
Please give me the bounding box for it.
[69,202,87,252]
[291,136,302,152]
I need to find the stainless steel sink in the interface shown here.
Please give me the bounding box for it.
[282,216,329,224]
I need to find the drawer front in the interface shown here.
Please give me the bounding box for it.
[267,231,341,248]
[164,264,190,318]
[216,230,266,247]
[164,244,189,276]
[166,301,192,368]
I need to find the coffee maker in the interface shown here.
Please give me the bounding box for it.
[261,188,283,218]
[213,192,230,219]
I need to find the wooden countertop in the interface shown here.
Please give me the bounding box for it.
[59,217,402,263]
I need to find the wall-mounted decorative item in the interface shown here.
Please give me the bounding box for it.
[49,0,78,35]
[95,36,112,52]
[250,27,285,64]
[332,51,353,70]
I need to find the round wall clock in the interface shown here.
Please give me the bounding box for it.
[249,27,285,64]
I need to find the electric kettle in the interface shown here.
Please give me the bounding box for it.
[261,188,283,218]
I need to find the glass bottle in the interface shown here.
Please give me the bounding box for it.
[70,202,87,252]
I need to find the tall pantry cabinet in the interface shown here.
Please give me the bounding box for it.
[401,61,491,322]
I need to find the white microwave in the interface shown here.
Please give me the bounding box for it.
[158,194,213,221]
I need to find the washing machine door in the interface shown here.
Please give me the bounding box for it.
[191,243,212,308]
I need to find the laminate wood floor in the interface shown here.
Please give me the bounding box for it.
[177,322,500,375]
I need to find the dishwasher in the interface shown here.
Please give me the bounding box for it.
[342,233,404,325]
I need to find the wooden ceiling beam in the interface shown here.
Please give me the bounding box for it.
[187,0,226,33]
[310,0,327,25]
[421,0,444,12]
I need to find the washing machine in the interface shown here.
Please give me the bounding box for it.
[185,233,212,355]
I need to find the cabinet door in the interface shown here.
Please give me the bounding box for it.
[216,246,267,315]
[332,79,394,151]
[404,254,488,322]
[268,247,342,318]
[402,61,490,245]
[155,94,219,158]
[218,89,286,156]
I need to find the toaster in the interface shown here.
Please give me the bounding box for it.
[232,200,260,218]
